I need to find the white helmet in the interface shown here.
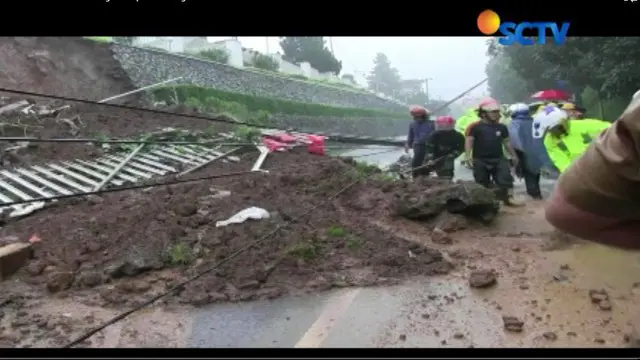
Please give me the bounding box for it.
[509,103,529,115]
[532,105,569,139]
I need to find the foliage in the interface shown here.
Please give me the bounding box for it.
[151,85,406,119]
[250,53,279,71]
[193,49,230,64]
[279,37,343,74]
[113,37,135,45]
[485,37,640,120]
[485,49,532,103]
[367,53,402,97]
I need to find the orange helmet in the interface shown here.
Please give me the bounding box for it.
[409,105,429,117]
[477,98,500,112]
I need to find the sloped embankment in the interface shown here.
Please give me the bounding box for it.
[0,37,139,102]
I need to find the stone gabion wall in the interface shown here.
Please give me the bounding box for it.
[110,44,407,113]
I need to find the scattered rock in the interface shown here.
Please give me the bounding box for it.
[598,300,612,311]
[453,332,464,339]
[46,271,74,293]
[25,261,46,276]
[431,228,453,245]
[589,289,609,304]
[468,269,497,288]
[75,271,103,288]
[542,331,557,341]
[559,264,570,270]
[594,337,605,344]
[398,334,406,341]
[502,315,524,332]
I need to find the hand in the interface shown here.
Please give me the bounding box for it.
[404,145,410,154]
[510,156,519,169]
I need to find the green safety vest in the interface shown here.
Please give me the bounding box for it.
[543,119,611,173]
[456,109,479,135]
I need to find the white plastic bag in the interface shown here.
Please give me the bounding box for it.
[215,207,270,228]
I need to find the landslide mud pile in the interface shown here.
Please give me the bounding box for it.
[0,95,227,167]
[0,37,137,101]
[0,150,498,308]
[0,37,232,166]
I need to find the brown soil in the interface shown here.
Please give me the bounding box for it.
[0,95,229,167]
[0,37,232,167]
[0,37,137,102]
[0,151,466,316]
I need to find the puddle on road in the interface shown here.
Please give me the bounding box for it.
[549,242,640,291]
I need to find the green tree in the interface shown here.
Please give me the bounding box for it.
[495,37,640,119]
[279,37,342,74]
[250,53,279,71]
[485,49,532,103]
[366,53,402,97]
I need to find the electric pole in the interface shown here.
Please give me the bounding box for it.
[265,37,270,54]
[328,37,335,54]
[423,78,433,102]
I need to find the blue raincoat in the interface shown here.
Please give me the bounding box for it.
[508,112,547,174]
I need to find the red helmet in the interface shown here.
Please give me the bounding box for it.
[435,115,455,126]
[409,105,429,117]
[477,98,500,112]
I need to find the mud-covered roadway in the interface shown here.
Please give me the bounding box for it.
[0,145,637,348]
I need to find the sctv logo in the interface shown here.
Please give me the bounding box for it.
[477,10,570,46]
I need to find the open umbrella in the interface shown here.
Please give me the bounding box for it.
[531,89,571,101]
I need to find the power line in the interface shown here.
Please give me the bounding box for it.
[0,169,259,208]
[0,87,406,148]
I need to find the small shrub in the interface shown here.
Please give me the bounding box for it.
[326,225,346,237]
[163,243,193,266]
[151,85,406,119]
[232,125,262,142]
[251,54,279,72]
[287,242,319,260]
[194,49,230,64]
[290,74,308,80]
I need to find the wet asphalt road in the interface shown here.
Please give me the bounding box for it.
[187,147,557,348]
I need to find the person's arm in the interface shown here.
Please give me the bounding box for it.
[425,132,436,158]
[453,131,465,156]
[501,124,518,163]
[464,123,476,162]
[543,136,571,173]
[406,123,414,152]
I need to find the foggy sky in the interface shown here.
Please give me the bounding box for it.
[208,37,491,101]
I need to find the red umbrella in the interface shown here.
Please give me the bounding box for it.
[531,89,571,101]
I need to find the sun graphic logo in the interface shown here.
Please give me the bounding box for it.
[477,10,501,36]
[476,9,570,46]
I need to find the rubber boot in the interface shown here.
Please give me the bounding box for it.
[503,188,525,207]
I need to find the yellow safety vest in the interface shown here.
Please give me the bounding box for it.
[543,119,611,173]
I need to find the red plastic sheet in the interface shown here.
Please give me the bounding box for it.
[307,134,325,156]
[262,138,289,152]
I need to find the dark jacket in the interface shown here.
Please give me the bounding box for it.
[426,129,465,158]
[407,120,435,147]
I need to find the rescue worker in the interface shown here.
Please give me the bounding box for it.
[508,103,542,199]
[405,105,435,178]
[534,105,610,174]
[425,115,465,179]
[544,90,639,249]
[465,98,521,206]
[559,102,586,120]
[455,108,479,135]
